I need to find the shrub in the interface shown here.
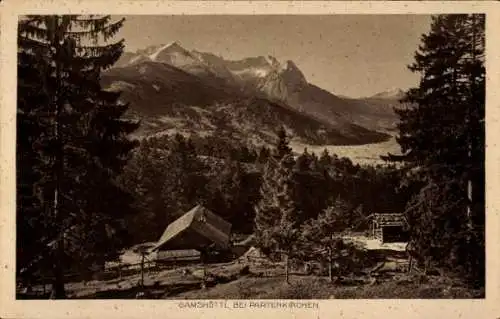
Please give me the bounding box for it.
[239,265,250,276]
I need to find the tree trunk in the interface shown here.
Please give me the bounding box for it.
[203,250,207,278]
[467,15,479,227]
[406,241,417,274]
[140,253,145,287]
[407,255,413,274]
[51,16,66,300]
[284,254,289,284]
[465,15,476,276]
[328,247,333,282]
[51,249,66,299]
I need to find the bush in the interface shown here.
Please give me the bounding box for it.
[239,265,250,276]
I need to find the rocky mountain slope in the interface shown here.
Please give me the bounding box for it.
[103,42,402,146]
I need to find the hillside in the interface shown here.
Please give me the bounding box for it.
[101,61,235,116]
[105,42,402,145]
[102,62,390,146]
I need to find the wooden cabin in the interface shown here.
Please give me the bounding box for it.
[152,205,232,263]
[371,213,409,243]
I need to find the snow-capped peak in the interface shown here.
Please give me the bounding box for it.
[265,55,279,67]
[149,41,187,61]
[129,54,150,65]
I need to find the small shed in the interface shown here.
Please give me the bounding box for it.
[151,205,232,253]
[371,213,408,243]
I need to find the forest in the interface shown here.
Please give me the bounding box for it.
[16,14,485,298]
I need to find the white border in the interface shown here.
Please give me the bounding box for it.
[1,1,499,319]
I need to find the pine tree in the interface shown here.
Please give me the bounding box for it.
[254,158,282,251]
[254,154,300,282]
[257,146,271,164]
[221,160,246,225]
[274,126,293,160]
[319,149,332,167]
[17,15,138,298]
[161,134,207,217]
[273,154,300,283]
[386,14,485,286]
[118,141,167,242]
[301,198,350,282]
[292,149,331,222]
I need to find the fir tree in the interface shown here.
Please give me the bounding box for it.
[319,148,332,167]
[293,148,331,222]
[257,145,271,164]
[254,154,300,282]
[17,15,138,298]
[301,198,350,282]
[254,158,282,251]
[386,14,485,286]
[118,142,168,242]
[274,126,293,160]
[161,134,207,217]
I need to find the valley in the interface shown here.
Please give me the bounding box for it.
[291,135,401,165]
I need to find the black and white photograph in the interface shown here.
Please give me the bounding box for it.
[13,11,487,301]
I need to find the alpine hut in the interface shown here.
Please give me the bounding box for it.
[151,205,232,262]
[371,213,409,243]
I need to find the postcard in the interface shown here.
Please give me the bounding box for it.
[1,1,499,318]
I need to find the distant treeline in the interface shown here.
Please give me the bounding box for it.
[118,129,409,243]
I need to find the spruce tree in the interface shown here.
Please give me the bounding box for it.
[275,126,293,159]
[118,141,167,242]
[387,14,485,285]
[257,145,271,164]
[319,149,332,167]
[254,154,300,283]
[220,160,246,226]
[301,198,350,282]
[255,127,296,253]
[254,158,282,251]
[293,149,331,222]
[17,15,138,298]
[161,134,207,217]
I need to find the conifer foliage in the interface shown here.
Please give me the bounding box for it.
[301,198,350,282]
[274,126,293,160]
[17,15,138,298]
[254,154,299,282]
[388,14,485,285]
[254,128,300,282]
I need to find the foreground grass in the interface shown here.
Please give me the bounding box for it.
[20,238,484,300]
[20,266,484,299]
[172,275,484,299]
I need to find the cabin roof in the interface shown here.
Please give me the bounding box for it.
[372,213,407,227]
[152,205,232,252]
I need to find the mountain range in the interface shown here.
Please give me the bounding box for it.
[102,41,403,146]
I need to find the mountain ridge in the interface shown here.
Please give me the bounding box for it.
[106,42,402,146]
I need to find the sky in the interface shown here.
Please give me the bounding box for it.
[116,15,432,98]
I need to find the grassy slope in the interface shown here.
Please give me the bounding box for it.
[21,238,482,299]
[173,275,483,299]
